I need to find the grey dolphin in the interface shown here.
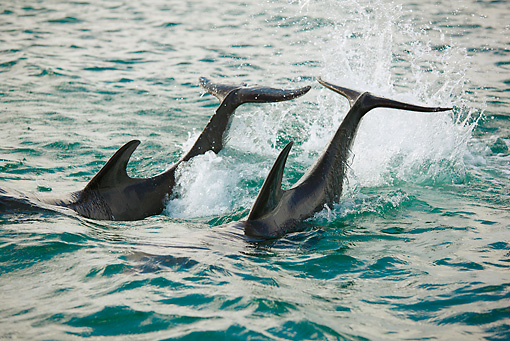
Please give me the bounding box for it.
[0,77,311,220]
[232,78,452,239]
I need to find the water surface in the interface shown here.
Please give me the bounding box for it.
[1,0,509,339]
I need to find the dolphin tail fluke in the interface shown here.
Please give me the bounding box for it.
[248,141,293,221]
[200,76,311,106]
[84,140,140,191]
[317,77,452,113]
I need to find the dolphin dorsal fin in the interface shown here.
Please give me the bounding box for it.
[248,142,293,221]
[84,140,140,191]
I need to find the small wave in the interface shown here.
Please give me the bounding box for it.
[47,16,82,24]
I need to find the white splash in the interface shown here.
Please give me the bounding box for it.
[166,0,479,220]
[165,151,240,218]
[313,0,478,191]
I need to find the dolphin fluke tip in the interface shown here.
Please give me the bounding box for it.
[435,107,453,112]
[317,77,363,107]
[198,76,245,101]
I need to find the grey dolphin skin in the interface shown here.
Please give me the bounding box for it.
[0,77,311,220]
[234,78,452,239]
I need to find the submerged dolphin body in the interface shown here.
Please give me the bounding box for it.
[0,77,311,220]
[234,78,452,239]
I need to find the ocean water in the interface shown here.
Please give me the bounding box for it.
[1,0,509,339]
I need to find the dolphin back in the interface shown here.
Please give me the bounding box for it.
[67,140,150,220]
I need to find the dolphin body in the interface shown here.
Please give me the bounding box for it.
[231,78,452,239]
[0,77,311,220]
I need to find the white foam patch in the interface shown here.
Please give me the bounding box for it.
[311,189,411,224]
[166,152,238,218]
[165,145,276,219]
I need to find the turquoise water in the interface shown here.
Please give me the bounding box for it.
[1,0,509,339]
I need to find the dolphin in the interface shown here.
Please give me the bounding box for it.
[230,78,452,239]
[0,77,311,220]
